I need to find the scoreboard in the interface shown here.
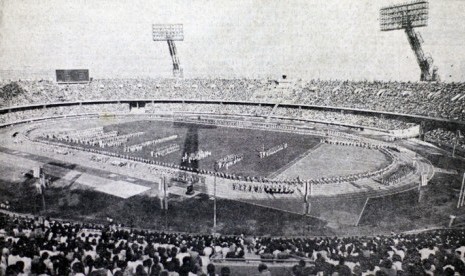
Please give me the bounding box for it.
[56,69,90,83]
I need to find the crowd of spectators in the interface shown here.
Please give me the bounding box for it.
[299,80,465,121]
[1,79,463,121]
[1,100,412,131]
[0,104,128,125]
[4,77,463,133]
[0,78,266,107]
[145,103,273,118]
[424,129,465,153]
[273,108,416,131]
[0,213,241,276]
[1,212,465,275]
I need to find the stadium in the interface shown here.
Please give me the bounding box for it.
[0,0,465,275]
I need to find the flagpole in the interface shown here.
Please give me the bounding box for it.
[213,163,217,232]
[453,130,462,158]
[457,172,465,208]
[40,173,46,211]
[159,176,164,209]
[163,175,168,230]
[458,173,465,208]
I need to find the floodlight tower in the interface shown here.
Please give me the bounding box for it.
[380,1,439,81]
[152,24,184,78]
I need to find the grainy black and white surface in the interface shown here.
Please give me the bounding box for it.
[0,1,464,275]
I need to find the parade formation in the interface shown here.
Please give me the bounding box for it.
[33,117,419,191]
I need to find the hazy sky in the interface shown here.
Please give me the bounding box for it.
[0,0,464,81]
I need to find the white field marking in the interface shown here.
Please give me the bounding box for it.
[76,174,150,198]
[94,181,150,199]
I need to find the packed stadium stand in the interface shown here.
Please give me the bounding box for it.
[2,0,465,274]
[1,212,465,275]
[1,79,464,149]
[1,79,464,121]
[0,79,465,275]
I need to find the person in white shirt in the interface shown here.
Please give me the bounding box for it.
[455,245,465,263]
[126,255,144,275]
[419,245,437,260]
[176,247,190,266]
[7,248,21,267]
[391,246,405,261]
[392,254,403,272]
[221,244,230,258]
[41,252,54,274]
[19,253,32,275]
[0,254,6,276]
[203,244,213,258]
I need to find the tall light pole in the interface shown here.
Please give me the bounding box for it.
[152,24,184,78]
[452,131,461,158]
[303,178,312,215]
[457,173,465,208]
[380,1,438,81]
[213,163,218,232]
[39,172,46,211]
[412,158,424,203]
